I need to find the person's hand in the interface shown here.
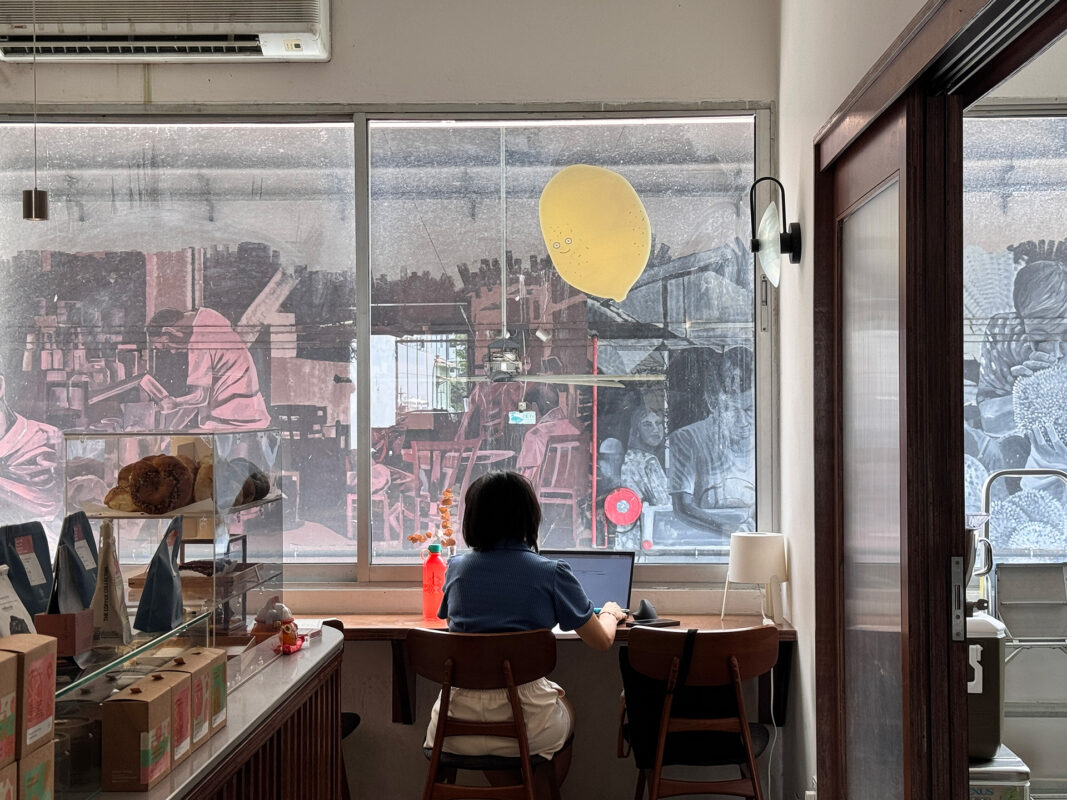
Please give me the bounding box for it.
[598,601,627,623]
[1011,350,1058,378]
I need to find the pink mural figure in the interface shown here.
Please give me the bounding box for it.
[515,384,581,481]
[147,308,271,431]
[0,372,62,525]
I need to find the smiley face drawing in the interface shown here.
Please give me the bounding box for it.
[538,164,652,302]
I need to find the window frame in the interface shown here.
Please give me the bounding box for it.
[0,103,776,587]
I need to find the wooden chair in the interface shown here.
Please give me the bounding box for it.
[535,434,584,547]
[407,628,569,800]
[617,625,779,800]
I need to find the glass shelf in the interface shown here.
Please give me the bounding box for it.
[55,610,212,700]
[80,492,282,520]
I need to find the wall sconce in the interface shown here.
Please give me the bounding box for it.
[749,176,801,287]
[22,0,47,221]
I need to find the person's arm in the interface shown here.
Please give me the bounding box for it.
[575,601,626,652]
[672,491,732,533]
[158,385,209,414]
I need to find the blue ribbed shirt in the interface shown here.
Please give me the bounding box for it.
[438,542,595,633]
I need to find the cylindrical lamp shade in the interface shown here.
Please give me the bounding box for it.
[22,188,48,221]
[728,532,787,584]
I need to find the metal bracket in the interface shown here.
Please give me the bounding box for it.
[951,556,965,641]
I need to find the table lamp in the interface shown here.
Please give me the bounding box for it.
[720,532,788,624]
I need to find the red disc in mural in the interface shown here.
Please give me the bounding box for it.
[604,487,642,527]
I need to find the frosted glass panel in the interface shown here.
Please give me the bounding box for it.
[963,116,1067,559]
[841,181,904,797]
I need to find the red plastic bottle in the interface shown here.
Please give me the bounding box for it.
[422,543,447,619]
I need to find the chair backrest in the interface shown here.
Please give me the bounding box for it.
[537,434,583,491]
[627,625,779,686]
[411,438,482,498]
[407,628,556,689]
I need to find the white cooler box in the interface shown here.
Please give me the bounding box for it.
[970,745,1030,800]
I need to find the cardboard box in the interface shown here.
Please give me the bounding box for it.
[0,636,55,759]
[158,648,223,751]
[16,738,52,800]
[202,648,227,735]
[31,611,92,658]
[146,672,192,768]
[101,674,172,791]
[0,652,16,770]
[0,759,15,799]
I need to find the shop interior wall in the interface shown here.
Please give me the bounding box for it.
[0,0,780,106]
[776,1,928,798]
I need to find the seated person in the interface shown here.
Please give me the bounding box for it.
[426,471,625,798]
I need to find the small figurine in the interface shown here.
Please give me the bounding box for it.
[251,596,293,641]
[280,620,300,647]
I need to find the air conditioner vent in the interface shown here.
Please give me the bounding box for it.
[0,35,263,59]
[0,0,329,62]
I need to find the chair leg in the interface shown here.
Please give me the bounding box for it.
[633,769,646,800]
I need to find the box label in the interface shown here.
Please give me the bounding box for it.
[211,664,227,726]
[14,537,45,587]
[191,673,209,742]
[173,684,191,759]
[140,719,171,784]
[0,692,14,762]
[22,762,48,800]
[25,655,55,746]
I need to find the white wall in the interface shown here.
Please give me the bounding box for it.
[982,31,1067,103]
[0,0,779,105]
[776,1,927,798]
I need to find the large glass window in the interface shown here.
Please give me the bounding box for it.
[963,115,1067,560]
[368,116,757,564]
[0,122,356,562]
[0,113,763,573]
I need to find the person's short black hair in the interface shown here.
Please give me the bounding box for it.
[146,308,186,339]
[462,471,541,551]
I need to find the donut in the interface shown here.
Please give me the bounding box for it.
[104,485,138,512]
[128,455,194,514]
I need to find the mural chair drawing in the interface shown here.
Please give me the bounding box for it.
[406,438,482,536]
[535,434,585,548]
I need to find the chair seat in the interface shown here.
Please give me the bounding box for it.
[422,748,551,771]
[622,722,770,770]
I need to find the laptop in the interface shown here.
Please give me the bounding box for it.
[540,549,635,613]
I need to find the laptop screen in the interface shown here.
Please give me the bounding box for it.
[539,550,635,609]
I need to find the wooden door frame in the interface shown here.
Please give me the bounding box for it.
[813,1,1067,798]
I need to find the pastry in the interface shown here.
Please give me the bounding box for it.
[128,455,194,514]
[104,485,138,512]
[193,460,214,502]
[174,454,198,482]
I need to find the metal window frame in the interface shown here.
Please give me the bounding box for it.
[0,101,775,587]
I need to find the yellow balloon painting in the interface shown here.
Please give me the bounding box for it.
[538,164,651,302]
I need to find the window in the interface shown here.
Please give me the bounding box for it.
[0,111,768,576]
[367,116,761,567]
[963,115,1067,560]
[0,122,356,562]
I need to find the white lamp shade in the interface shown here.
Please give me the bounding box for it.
[728,532,788,584]
[755,201,782,287]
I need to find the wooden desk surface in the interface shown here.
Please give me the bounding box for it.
[325,613,796,642]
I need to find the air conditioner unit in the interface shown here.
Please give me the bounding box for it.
[0,0,330,62]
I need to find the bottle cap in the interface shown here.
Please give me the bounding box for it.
[427,543,441,553]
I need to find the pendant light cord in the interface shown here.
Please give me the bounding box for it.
[31,0,39,188]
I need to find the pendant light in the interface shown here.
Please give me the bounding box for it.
[748,177,801,287]
[22,0,47,221]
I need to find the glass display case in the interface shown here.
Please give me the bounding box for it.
[55,428,283,799]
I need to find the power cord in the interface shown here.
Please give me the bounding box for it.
[766,666,778,800]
